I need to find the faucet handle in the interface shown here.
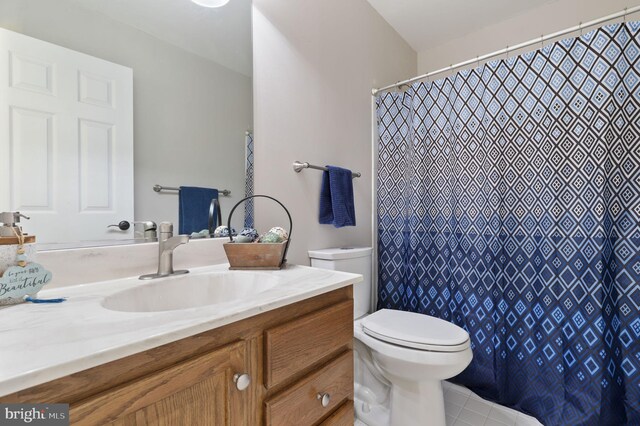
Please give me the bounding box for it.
[158,222,174,235]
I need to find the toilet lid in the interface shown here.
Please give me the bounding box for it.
[361,309,470,352]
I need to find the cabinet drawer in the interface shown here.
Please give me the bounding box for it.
[264,351,353,426]
[265,300,352,388]
[319,401,354,426]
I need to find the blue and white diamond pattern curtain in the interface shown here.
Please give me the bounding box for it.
[376,21,640,425]
[244,132,254,229]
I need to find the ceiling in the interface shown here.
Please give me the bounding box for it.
[366,0,557,53]
[68,0,252,76]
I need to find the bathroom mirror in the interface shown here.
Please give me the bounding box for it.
[0,0,253,248]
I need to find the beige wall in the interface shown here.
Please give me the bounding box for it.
[418,0,640,73]
[252,0,417,265]
[0,0,252,233]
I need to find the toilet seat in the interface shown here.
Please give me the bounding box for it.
[361,309,470,352]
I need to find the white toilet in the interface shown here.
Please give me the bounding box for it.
[309,247,473,426]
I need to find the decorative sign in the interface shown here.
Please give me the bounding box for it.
[0,263,53,306]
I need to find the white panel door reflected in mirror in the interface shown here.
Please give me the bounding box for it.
[0,27,134,243]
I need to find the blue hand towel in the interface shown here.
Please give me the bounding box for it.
[179,186,219,235]
[319,166,356,228]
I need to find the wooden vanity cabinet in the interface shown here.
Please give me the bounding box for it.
[263,300,354,426]
[264,351,353,426]
[1,286,354,425]
[73,341,250,426]
[319,402,355,426]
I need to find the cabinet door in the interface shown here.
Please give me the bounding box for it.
[70,341,250,426]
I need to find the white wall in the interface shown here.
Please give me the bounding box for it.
[0,0,252,234]
[418,0,640,73]
[252,0,417,265]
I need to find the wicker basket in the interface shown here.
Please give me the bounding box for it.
[223,195,292,270]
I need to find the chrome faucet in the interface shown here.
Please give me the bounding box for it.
[139,222,189,280]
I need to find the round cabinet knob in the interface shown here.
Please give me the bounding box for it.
[233,373,251,391]
[317,392,331,407]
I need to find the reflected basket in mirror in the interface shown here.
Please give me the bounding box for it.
[223,195,292,270]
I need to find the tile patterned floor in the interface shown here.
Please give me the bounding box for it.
[443,381,543,426]
[354,381,543,426]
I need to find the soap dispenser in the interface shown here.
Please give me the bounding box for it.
[0,211,37,276]
[0,211,30,237]
[0,211,55,305]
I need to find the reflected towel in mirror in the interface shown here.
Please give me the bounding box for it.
[179,186,219,235]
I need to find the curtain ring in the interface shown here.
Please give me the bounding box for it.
[540,34,544,50]
[506,45,510,59]
[624,7,628,23]
[477,55,480,69]
[579,22,583,36]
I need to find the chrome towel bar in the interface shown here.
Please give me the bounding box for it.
[153,184,231,196]
[292,161,361,178]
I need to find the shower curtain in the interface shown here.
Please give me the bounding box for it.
[376,21,640,425]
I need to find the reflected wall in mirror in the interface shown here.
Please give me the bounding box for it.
[0,0,253,247]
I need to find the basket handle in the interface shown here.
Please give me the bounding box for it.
[226,195,293,267]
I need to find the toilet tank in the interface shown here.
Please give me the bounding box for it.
[308,247,372,320]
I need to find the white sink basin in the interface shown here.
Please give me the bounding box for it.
[101,272,278,312]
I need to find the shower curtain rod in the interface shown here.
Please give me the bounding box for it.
[372,5,640,96]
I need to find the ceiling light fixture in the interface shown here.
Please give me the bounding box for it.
[191,0,230,8]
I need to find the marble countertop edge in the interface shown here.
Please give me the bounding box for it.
[0,264,361,397]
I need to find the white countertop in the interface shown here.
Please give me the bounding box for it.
[0,264,361,396]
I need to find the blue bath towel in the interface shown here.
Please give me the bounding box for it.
[319,166,356,228]
[179,186,219,235]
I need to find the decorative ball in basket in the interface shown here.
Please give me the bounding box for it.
[223,195,292,270]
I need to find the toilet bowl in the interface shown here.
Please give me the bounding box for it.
[309,247,473,426]
[355,309,472,425]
